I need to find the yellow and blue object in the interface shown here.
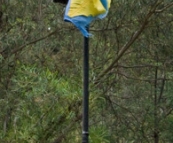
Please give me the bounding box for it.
[64,0,111,37]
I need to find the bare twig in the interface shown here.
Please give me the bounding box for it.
[155,2,173,13]
[94,2,163,85]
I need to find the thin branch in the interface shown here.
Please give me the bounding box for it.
[155,2,173,13]
[94,2,162,85]
[11,27,66,55]
[158,74,166,103]
[165,108,173,118]
[0,26,74,58]
[118,72,172,82]
[118,64,158,69]
[106,95,140,123]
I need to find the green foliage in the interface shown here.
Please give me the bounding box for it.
[1,0,173,142]
[90,126,110,143]
[0,62,83,142]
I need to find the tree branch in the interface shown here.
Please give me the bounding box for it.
[94,2,162,85]
[155,2,173,13]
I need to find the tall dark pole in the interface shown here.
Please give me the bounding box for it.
[82,27,89,143]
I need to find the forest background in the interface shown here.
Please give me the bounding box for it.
[1,0,173,143]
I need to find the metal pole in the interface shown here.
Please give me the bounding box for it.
[82,27,89,143]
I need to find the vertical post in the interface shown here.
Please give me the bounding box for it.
[82,27,89,143]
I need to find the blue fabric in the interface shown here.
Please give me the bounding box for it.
[98,0,109,19]
[64,0,94,37]
[64,0,110,37]
[100,0,108,9]
[64,15,95,37]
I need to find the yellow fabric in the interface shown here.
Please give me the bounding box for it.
[68,0,111,17]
